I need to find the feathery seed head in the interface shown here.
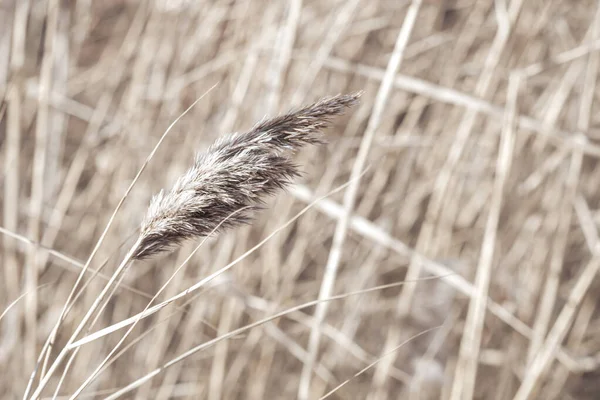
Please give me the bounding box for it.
[133,92,361,259]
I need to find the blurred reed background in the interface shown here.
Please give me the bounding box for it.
[2,0,600,398]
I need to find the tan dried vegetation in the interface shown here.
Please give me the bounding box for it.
[2,0,600,399]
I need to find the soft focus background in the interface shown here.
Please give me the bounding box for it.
[3,0,600,399]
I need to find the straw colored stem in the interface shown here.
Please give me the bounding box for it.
[28,239,141,400]
[450,71,520,400]
[298,2,423,398]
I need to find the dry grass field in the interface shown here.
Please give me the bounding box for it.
[3,0,600,398]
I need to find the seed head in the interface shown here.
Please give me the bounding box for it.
[133,92,361,259]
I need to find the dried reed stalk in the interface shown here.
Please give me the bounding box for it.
[29,92,360,399]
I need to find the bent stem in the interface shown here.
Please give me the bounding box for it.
[68,207,250,399]
[28,238,142,400]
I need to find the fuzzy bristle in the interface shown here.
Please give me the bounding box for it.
[133,92,361,259]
